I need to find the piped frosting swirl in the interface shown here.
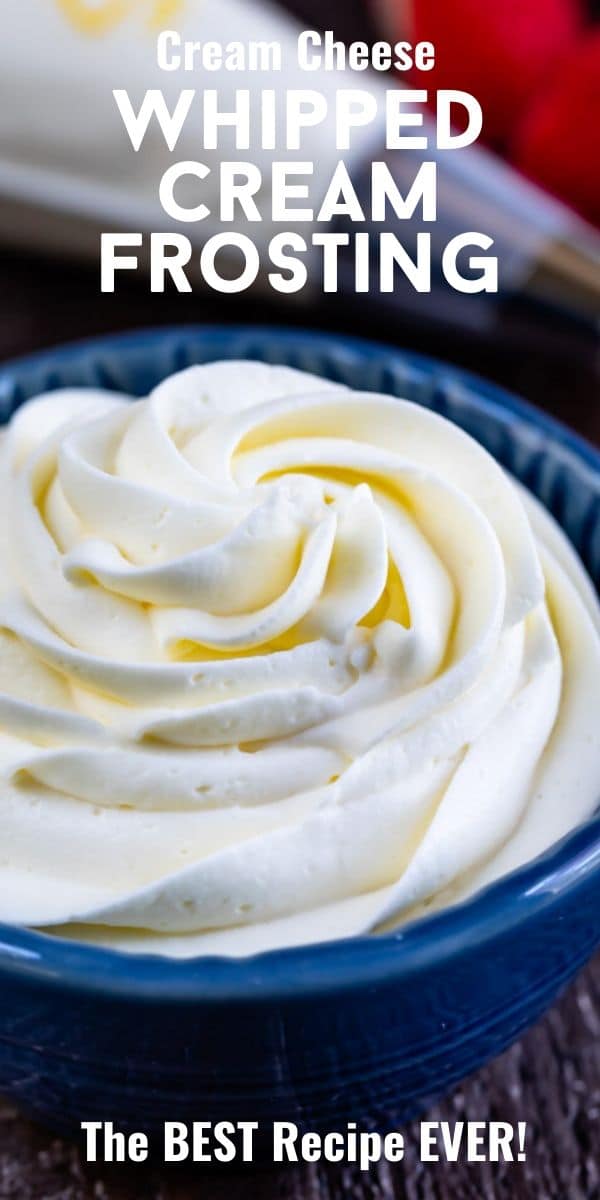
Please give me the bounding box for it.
[0,362,598,956]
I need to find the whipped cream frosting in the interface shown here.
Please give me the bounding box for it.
[0,362,598,957]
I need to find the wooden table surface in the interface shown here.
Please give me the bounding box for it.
[0,245,599,1200]
[1,0,599,1193]
[1,958,599,1199]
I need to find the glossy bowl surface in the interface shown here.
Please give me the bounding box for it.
[0,326,598,1141]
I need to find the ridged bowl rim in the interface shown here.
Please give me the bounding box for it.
[0,324,598,1002]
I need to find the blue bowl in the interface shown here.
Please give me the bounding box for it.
[0,326,598,1142]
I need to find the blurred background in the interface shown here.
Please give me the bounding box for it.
[0,0,598,440]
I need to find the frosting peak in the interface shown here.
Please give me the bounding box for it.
[0,362,598,956]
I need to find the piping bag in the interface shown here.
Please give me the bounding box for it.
[1,0,598,344]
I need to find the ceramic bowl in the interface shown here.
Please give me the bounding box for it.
[0,326,598,1141]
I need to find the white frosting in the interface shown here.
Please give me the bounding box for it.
[0,363,598,957]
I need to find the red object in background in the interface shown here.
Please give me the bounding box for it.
[511,30,600,227]
[376,0,584,146]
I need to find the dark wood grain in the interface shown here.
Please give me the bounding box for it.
[0,2,599,1194]
[0,244,598,1200]
[1,958,599,1199]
